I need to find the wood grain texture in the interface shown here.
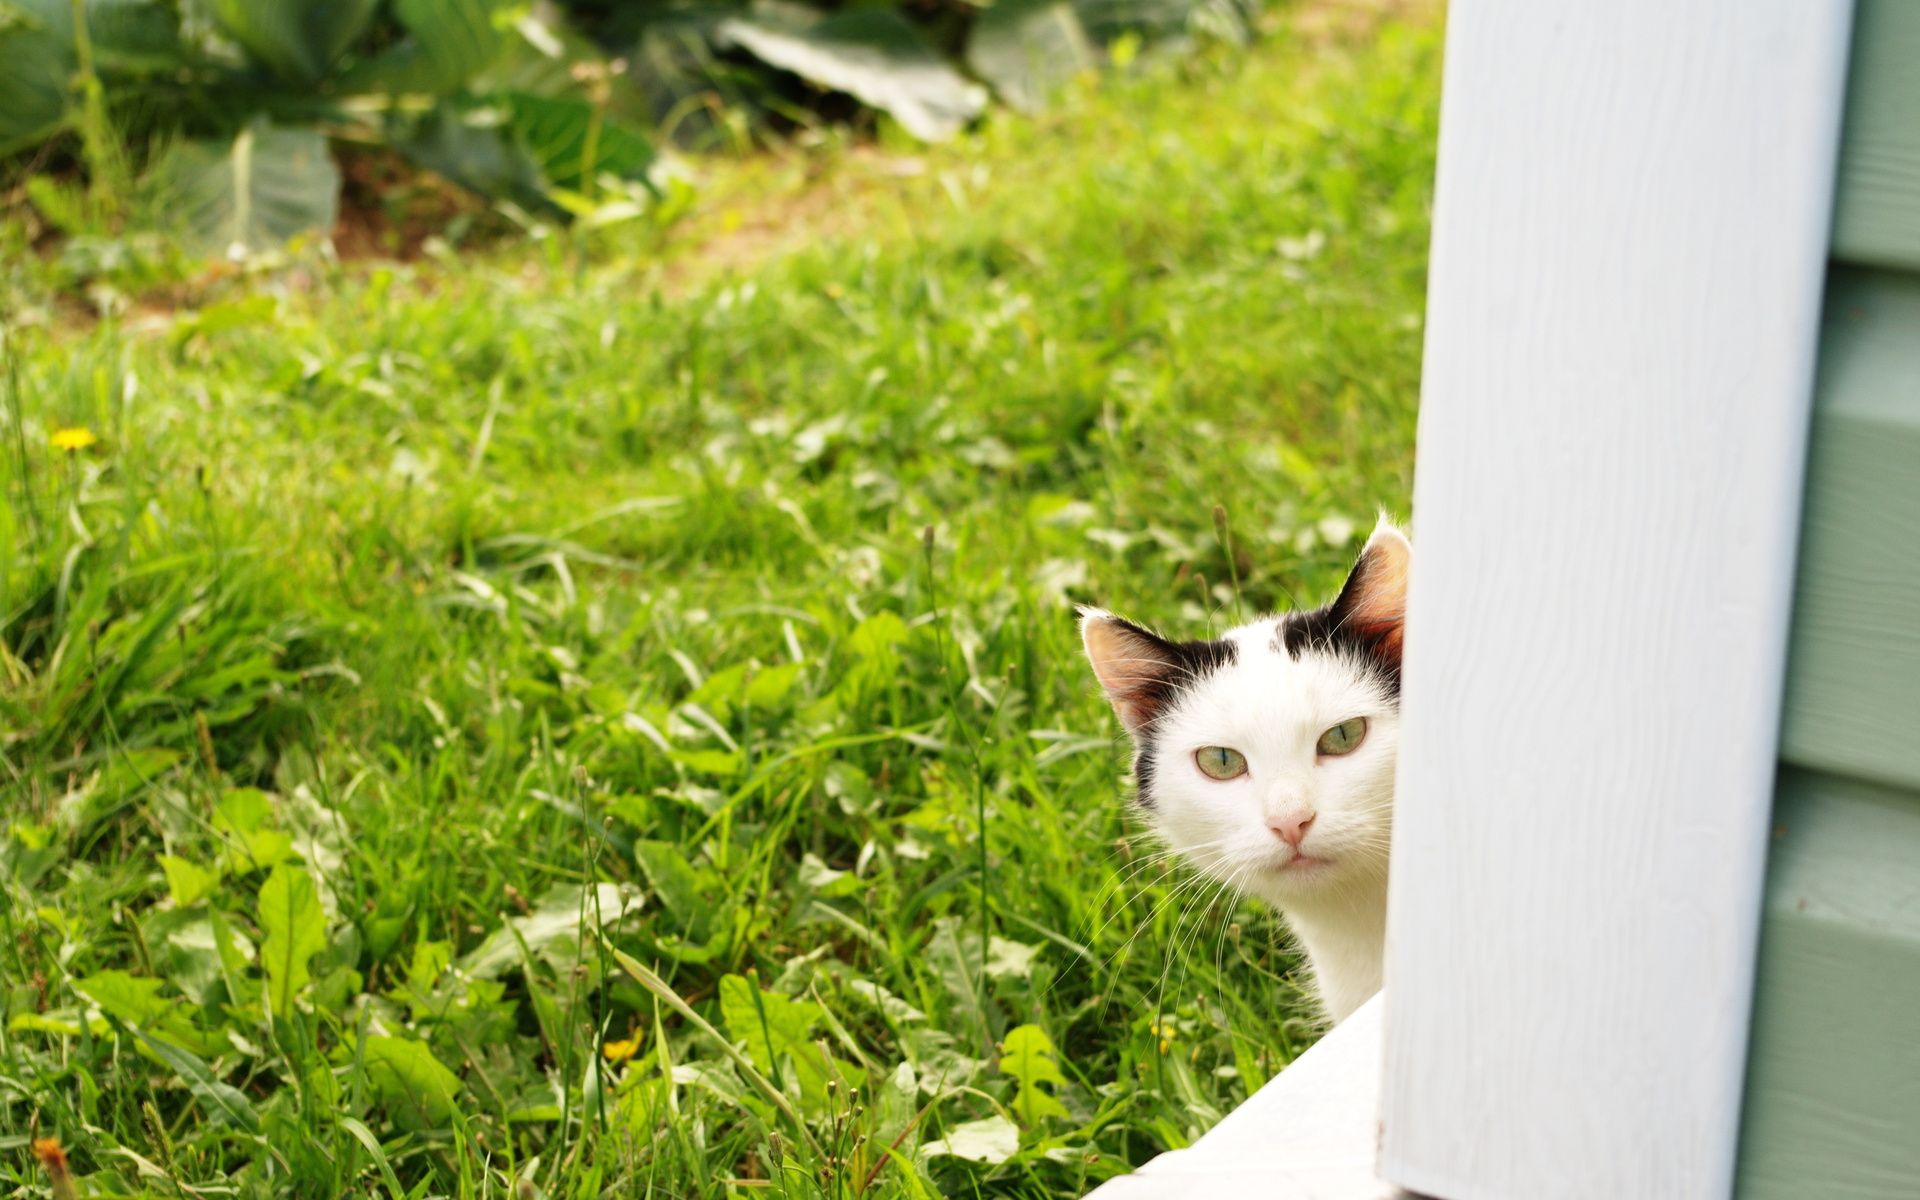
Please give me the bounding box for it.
[1734,769,1920,1199]
[1831,0,1920,272]
[1378,3,1853,1198]
[1779,268,1920,792]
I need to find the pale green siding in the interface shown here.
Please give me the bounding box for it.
[1738,772,1920,1200]
[1777,268,1920,792]
[1735,1,1920,1193]
[1830,0,1920,272]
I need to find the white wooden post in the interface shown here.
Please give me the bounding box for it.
[1381,2,1854,1199]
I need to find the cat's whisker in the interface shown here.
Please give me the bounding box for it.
[1101,866,1229,980]
[1080,841,1233,964]
[1140,872,1238,1008]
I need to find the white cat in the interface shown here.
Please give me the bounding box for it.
[1080,521,1409,1022]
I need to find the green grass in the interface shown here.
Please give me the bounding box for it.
[0,11,1438,1198]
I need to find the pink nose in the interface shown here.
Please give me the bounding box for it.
[1268,812,1315,847]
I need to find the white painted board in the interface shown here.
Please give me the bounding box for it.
[1380,2,1853,1199]
[1086,994,1409,1200]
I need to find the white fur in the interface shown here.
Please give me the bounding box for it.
[1142,622,1396,1021]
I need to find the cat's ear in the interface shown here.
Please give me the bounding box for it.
[1328,518,1411,675]
[1079,608,1185,737]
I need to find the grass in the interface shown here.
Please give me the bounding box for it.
[0,8,1439,1198]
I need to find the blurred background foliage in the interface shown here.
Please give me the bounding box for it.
[0,0,1259,265]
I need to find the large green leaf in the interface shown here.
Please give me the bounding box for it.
[398,0,506,86]
[343,0,505,95]
[0,0,72,155]
[153,121,338,256]
[966,0,1096,114]
[201,0,377,83]
[508,91,654,193]
[256,862,328,1017]
[362,1036,463,1130]
[716,9,985,142]
[88,0,184,73]
[393,104,545,207]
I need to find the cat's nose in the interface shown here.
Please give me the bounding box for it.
[1268,811,1315,847]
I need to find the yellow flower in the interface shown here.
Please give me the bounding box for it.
[602,1037,641,1063]
[51,427,97,452]
[33,1138,77,1200]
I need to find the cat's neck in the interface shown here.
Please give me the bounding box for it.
[1255,877,1388,1023]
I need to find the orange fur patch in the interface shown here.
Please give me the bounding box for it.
[1340,527,1410,664]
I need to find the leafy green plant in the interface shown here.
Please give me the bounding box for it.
[564,0,1261,143]
[2,0,660,253]
[1000,1025,1071,1125]
[257,863,328,1016]
[6,0,1267,269]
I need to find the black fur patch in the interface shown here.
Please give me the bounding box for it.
[1124,632,1236,808]
[1275,605,1402,694]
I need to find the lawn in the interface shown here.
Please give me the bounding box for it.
[0,7,1438,1197]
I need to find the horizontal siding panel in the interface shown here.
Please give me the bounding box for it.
[1779,267,1920,791]
[1736,768,1920,1200]
[1831,0,1920,271]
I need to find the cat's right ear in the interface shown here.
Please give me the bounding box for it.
[1327,518,1411,678]
[1079,608,1184,737]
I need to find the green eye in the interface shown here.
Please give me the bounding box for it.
[1316,718,1367,756]
[1195,746,1248,780]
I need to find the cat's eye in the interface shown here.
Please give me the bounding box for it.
[1194,746,1248,780]
[1316,718,1368,756]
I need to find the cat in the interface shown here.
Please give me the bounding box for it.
[1079,519,1409,1022]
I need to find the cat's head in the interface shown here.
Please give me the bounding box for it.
[1079,521,1409,906]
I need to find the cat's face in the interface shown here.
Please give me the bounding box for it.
[1081,523,1409,906]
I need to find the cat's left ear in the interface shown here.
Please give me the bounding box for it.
[1079,608,1186,737]
[1328,518,1411,676]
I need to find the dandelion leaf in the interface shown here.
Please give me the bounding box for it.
[1000,1024,1070,1124]
[214,788,295,871]
[717,973,861,1112]
[362,1035,463,1130]
[160,856,222,908]
[256,863,327,1017]
[72,971,170,1027]
[926,1114,1021,1163]
[631,842,713,943]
